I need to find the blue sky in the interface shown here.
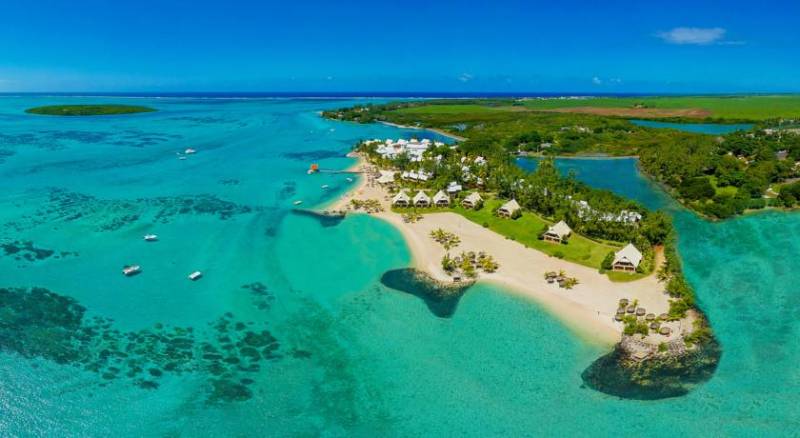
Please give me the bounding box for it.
[0,0,798,93]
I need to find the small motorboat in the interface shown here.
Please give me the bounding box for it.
[346,177,353,182]
[321,184,329,189]
[143,234,158,242]
[185,148,197,154]
[188,271,203,281]
[123,265,141,276]
[293,200,303,206]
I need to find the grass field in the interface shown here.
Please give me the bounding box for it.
[25,104,156,116]
[395,198,620,270]
[519,95,800,120]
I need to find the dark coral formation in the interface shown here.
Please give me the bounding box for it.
[241,282,275,311]
[380,269,473,318]
[4,189,257,233]
[0,129,181,150]
[581,336,721,400]
[0,287,282,403]
[1,240,78,263]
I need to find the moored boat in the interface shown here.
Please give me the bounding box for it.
[123,265,141,276]
[143,234,158,241]
[188,271,203,281]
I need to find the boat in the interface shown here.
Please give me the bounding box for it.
[293,200,303,206]
[321,184,329,189]
[122,265,141,276]
[188,271,203,281]
[307,163,319,174]
[346,177,353,182]
[143,234,158,242]
[185,148,197,154]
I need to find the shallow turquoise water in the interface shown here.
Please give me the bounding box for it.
[1,98,798,436]
[630,119,753,134]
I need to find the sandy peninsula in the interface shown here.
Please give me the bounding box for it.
[325,156,684,346]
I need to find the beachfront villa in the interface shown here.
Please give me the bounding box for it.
[462,192,483,209]
[433,190,450,207]
[377,170,396,185]
[612,243,643,272]
[392,191,410,207]
[446,181,463,194]
[543,220,572,243]
[413,191,431,207]
[497,199,521,218]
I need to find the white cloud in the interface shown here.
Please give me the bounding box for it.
[458,73,473,83]
[592,76,602,85]
[657,27,726,45]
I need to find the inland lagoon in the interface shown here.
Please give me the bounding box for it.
[1,96,799,435]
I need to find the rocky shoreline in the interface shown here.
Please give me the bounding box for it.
[581,323,721,399]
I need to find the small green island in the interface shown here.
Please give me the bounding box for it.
[25,104,156,116]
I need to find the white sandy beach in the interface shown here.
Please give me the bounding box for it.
[325,156,682,346]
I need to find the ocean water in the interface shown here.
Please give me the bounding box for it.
[1,97,798,436]
[629,119,754,134]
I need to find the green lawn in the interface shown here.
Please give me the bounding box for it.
[519,95,800,120]
[395,198,621,270]
[605,270,649,283]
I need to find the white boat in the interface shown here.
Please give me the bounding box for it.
[293,200,303,206]
[143,234,158,242]
[321,184,329,189]
[346,177,353,182]
[188,271,203,281]
[185,148,197,154]
[123,265,141,276]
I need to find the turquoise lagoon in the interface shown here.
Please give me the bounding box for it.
[0,97,798,436]
[630,119,753,135]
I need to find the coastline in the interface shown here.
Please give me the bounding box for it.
[324,160,682,347]
[378,121,466,142]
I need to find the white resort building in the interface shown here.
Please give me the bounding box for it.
[376,170,396,185]
[543,220,572,243]
[369,138,445,162]
[433,190,450,207]
[401,170,433,182]
[446,181,462,194]
[413,191,431,207]
[392,191,410,207]
[612,243,643,272]
[461,192,483,209]
[497,199,521,218]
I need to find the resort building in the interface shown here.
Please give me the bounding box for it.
[462,192,483,209]
[433,190,450,207]
[543,220,572,243]
[392,191,410,207]
[612,243,643,272]
[371,138,445,162]
[446,181,463,194]
[401,170,433,182]
[497,199,521,218]
[376,170,396,185]
[413,191,431,207]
